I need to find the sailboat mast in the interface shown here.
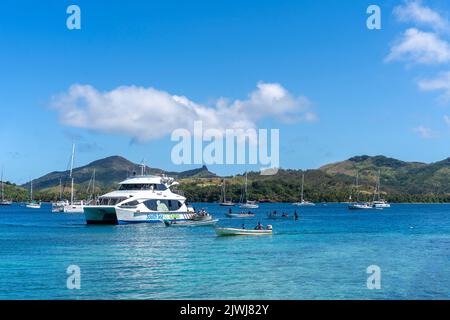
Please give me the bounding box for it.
[1,167,4,202]
[59,178,62,200]
[356,171,359,202]
[377,170,381,200]
[70,144,75,205]
[301,173,305,202]
[93,169,96,199]
[245,172,248,202]
[222,178,226,203]
[30,180,33,202]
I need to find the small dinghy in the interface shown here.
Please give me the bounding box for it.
[215,226,272,236]
[164,219,218,227]
[193,209,214,221]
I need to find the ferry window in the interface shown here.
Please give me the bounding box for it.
[155,184,167,191]
[143,199,181,211]
[168,200,182,210]
[121,200,139,207]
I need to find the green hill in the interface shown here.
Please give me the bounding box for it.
[22,156,216,194]
[7,154,450,203]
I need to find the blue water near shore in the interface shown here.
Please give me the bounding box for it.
[1,202,450,299]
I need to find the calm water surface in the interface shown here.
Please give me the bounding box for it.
[0,203,449,299]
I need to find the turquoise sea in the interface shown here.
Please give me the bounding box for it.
[0,203,449,299]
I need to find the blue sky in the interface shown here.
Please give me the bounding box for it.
[1,0,450,183]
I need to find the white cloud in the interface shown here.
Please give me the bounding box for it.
[386,28,450,64]
[413,125,438,138]
[393,0,449,32]
[51,82,316,142]
[418,71,450,100]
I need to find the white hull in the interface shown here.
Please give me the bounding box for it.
[292,201,315,206]
[164,219,218,227]
[215,227,272,236]
[239,203,259,209]
[84,205,118,224]
[220,202,235,207]
[225,213,256,218]
[372,201,391,208]
[0,201,12,206]
[348,203,373,210]
[373,204,390,208]
[115,207,195,224]
[63,204,84,213]
[26,203,41,209]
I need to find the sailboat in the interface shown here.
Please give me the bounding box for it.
[51,178,68,212]
[348,171,372,210]
[85,169,97,205]
[0,167,12,206]
[26,179,41,209]
[239,172,259,209]
[62,144,85,213]
[219,178,234,206]
[292,173,315,206]
[371,170,390,209]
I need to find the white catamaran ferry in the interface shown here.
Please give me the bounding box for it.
[83,174,195,224]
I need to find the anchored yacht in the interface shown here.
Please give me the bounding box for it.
[292,173,315,206]
[239,172,259,209]
[371,170,390,209]
[83,174,194,224]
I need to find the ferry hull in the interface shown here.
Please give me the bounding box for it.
[84,206,118,224]
[63,205,84,213]
[115,208,195,224]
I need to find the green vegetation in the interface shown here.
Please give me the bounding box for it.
[3,154,450,203]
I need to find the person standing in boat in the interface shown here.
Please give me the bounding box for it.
[255,222,263,230]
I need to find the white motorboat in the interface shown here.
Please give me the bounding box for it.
[84,164,195,224]
[0,200,12,206]
[215,226,272,236]
[292,173,315,206]
[52,200,68,212]
[292,200,315,206]
[348,202,373,210]
[164,219,218,227]
[225,212,256,218]
[63,200,86,213]
[239,172,259,209]
[372,200,390,209]
[220,201,235,207]
[26,202,41,209]
[192,210,214,221]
